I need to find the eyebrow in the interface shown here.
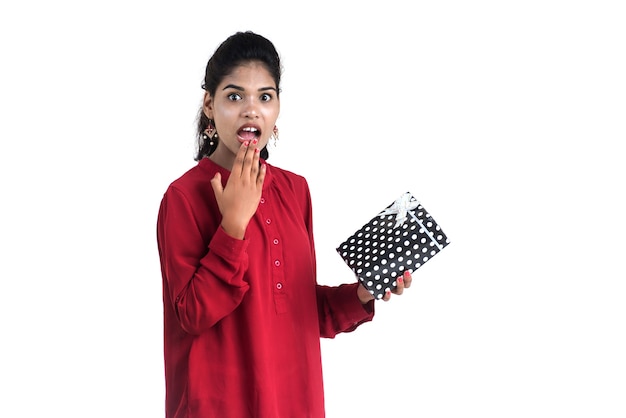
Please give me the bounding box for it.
[222,84,278,93]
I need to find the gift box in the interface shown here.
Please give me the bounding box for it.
[336,191,450,300]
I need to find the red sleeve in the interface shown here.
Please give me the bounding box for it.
[298,179,375,338]
[316,283,375,338]
[157,186,250,335]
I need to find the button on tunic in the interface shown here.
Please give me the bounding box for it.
[157,158,375,418]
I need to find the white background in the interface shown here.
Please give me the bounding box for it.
[1,1,625,417]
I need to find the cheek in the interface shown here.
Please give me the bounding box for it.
[213,108,238,130]
[262,107,279,127]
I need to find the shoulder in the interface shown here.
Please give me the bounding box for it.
[158,160,222,226]
[165,158,224,196]
[168,164,200,189]
[266,163,310,192]
[266,163,313,217]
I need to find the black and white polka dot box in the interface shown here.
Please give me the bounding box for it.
[336,191,450,300]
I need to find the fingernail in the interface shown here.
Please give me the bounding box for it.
[255,148,260,153]
[404,270,411,277]
[252,138,258,145]
[243,141,249,147]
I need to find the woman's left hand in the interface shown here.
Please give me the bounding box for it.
[357,270,413,303]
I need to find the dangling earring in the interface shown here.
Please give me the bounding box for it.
[202,120,219,148]
[272,125,279,147]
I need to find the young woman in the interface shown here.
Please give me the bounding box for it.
[156,31,412,418]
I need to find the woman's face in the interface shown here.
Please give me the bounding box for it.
[203,61,280,169]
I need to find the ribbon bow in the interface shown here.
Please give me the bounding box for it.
[379,192,444,250]
[378,192,420,228]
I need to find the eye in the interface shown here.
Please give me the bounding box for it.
[260,93,272,102]
[227,93,242,101]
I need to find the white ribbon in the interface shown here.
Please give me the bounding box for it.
[378,192,444,250]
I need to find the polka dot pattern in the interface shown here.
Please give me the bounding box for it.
[336,192,450,300]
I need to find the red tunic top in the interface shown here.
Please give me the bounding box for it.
[156,158,375,418]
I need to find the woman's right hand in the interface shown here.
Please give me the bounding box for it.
[210,139,266,239]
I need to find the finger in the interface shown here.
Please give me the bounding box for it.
[210,172,223,197]
[231,141,251,176]
[239,139,259,180]
[256,162,267,187]
[393,274,405,296]
[248,145,261,181]
[402,270,413,289]
[382,290,392,302]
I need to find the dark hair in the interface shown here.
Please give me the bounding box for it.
[195,31,282,161]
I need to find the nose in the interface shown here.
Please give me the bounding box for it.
[242,98,259,118]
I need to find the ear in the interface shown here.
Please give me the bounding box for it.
[202,92,214,119]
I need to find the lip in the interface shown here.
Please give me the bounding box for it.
[237,123,262,142]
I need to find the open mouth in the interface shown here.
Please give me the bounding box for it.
[238,126,261,142]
